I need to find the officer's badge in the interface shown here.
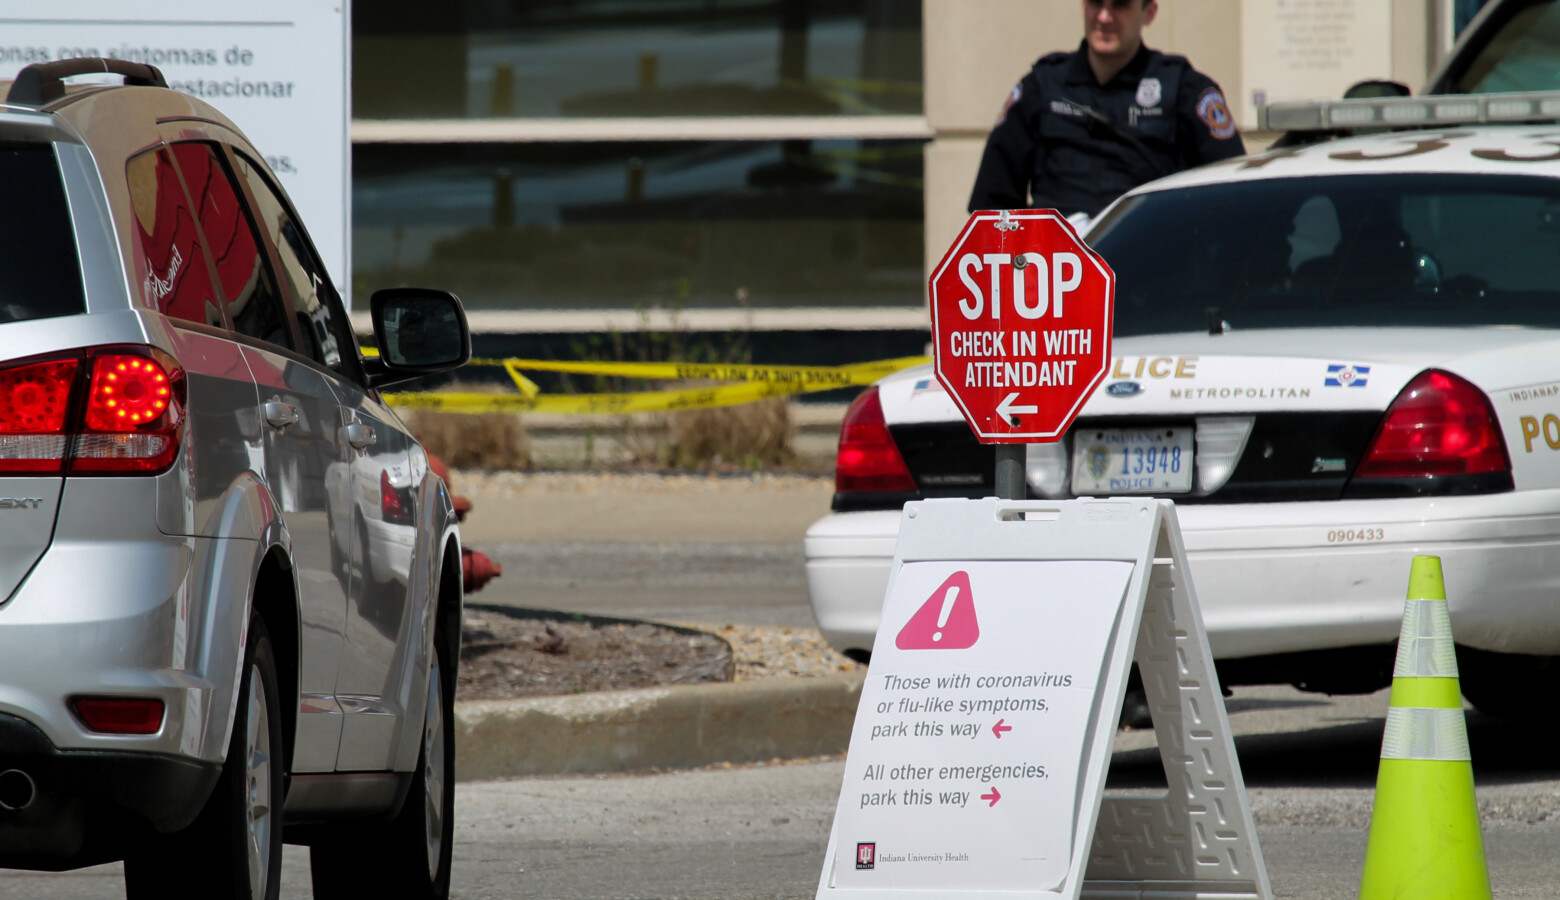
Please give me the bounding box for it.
[1087,445,1110,480]
[1135,77,1161,109]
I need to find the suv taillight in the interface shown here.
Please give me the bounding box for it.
[70,696,165,735]
[0,358,77,473]
[0,347,186,476]
[1355,369,1509,479]
[835,387,916,494]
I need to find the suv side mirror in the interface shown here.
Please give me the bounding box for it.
[364,288,471,389]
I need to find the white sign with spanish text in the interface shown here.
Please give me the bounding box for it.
[0,1,351,295]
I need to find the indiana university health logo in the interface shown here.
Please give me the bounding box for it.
[856,842,876,870]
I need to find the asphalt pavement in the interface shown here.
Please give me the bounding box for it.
[16,467,1560,897]
[455,472,831,628]
[18,687,1560,898]
[467,540,815,628]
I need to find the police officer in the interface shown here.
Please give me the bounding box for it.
[968,0,1245,219]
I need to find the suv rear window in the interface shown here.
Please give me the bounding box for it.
[0,143,86,325]
[1092,173,1560,336]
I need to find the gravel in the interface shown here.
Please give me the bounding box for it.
[456,609,861,702]
[710,622,863,681]
[445,467,861,701]
[448,467,859,691]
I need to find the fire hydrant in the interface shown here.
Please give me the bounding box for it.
[426,452,503,594]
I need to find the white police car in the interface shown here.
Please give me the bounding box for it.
[806,90,1560,715]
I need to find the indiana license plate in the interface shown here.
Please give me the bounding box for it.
[1071,427,1194,494]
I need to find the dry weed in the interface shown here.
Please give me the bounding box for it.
[406,408,532,470]
[660,396,795,470]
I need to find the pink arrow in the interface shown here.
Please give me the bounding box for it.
[991,719,1013,739]
[981,786,1001,807]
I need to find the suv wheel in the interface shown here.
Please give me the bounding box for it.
[125,613,284,900]
[311,641,456,899]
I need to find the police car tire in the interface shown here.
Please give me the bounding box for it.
[1457,647,1558,720]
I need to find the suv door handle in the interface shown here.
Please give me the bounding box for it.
[263,399,299,429]
[344,422,377,450]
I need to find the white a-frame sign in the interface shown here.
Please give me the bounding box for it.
[816,498,1271,900]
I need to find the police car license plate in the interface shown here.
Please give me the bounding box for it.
[1071,427,1194,494]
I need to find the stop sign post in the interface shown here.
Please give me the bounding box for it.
[929,209,1115,498]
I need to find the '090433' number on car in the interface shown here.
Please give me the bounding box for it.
[1327,528,1385,543]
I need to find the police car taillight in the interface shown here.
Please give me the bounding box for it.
[835,387,916,494]
[1355,370,1509,479]
[0,346,186,476]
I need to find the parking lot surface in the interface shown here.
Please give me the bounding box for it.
[14,685,1560,898]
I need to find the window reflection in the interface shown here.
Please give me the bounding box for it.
[231,151,356,377]
[171,143,294,350]
[126,148,224,328]
[353,139,924,309]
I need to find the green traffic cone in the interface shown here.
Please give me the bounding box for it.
[1358,556,1491,899]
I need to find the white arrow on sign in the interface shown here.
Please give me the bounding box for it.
[996,392,1038,423]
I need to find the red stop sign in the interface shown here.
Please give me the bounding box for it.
[929,210,1115,443]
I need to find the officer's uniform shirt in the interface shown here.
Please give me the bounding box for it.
[969,41,1245,216]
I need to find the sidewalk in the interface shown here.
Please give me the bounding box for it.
[454,470,835,545]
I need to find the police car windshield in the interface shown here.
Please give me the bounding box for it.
[0,142,86,325]
[1091,173,1560,337]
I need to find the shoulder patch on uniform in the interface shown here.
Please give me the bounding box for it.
[1196,87,1237,140]
[995,82,1022,125]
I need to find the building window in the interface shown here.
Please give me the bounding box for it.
[355,0,923,120]
[353,139,924,309]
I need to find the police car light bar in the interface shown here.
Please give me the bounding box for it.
[1259,90,1560,132]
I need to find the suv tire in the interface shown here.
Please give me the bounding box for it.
[310,641,455,899]
[125,613,284,900]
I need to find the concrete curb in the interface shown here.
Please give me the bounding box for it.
[454,673,866,781]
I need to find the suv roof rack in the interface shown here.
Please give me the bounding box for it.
[6,58,167,107]
[1260,89,1560,136]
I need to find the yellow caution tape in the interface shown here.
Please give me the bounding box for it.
[500,360,541,398]
[485,357,925,386]
[381,355,930,415]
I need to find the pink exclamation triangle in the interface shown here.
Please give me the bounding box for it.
[896,571,979,650]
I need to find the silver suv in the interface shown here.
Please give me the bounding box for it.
[0,59,469,899]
